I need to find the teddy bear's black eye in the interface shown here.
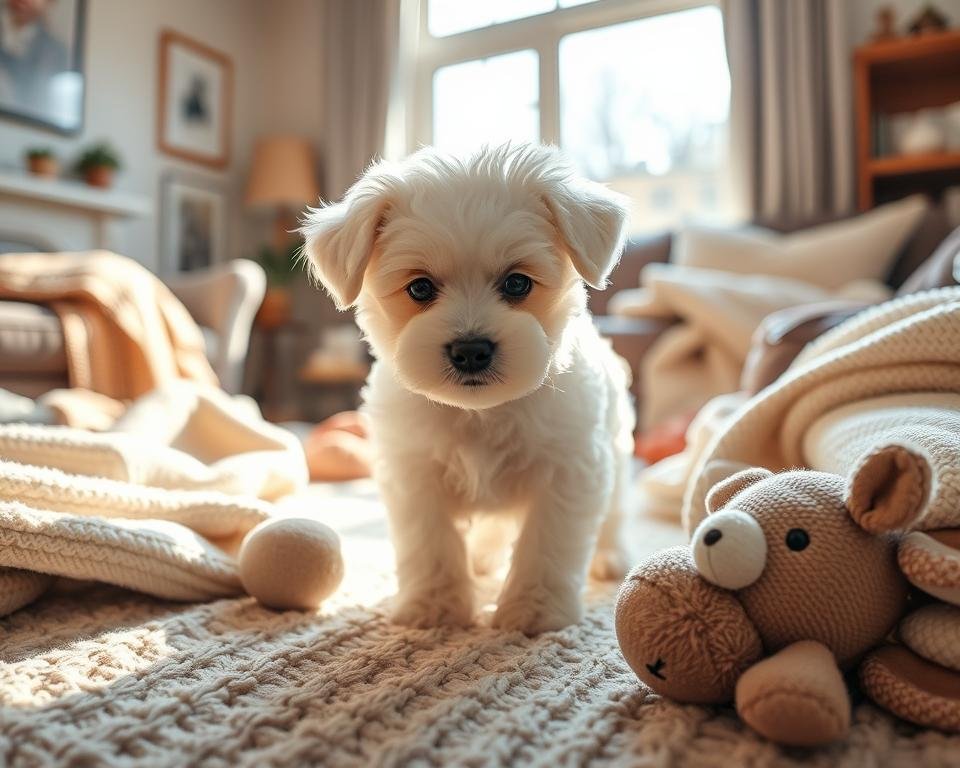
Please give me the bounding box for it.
[406,277,436,303]
[785,528,810,551]
[501,273,532,299]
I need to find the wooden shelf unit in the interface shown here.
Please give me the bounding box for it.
[855,29,960,210]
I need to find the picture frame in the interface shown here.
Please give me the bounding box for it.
[0,0,86,134]
[157,29,232,169]
[160,174,229,276]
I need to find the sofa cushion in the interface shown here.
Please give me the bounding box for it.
[588,232,672,316]
[897,225,960,295]
[674,195,929,290]
[887,204,957,289]
[0,301,66,374]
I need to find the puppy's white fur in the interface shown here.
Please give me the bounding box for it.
[302,144,635,634]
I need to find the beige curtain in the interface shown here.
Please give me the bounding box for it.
[724,0,855,220]
[320,0,402,200]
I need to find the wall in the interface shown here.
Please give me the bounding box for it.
[261,0,324,152]
[0,0,275,271]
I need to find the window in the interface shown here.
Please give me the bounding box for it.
[410,0,738,233]
[433,50,539,156]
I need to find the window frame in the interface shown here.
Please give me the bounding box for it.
[411,0,719,153]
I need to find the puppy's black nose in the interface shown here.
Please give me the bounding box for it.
[447,338,495,373]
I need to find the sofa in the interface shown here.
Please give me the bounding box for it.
[591,204,959,420]
[0,259,266,397]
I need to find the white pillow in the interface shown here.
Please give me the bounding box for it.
[673,195,929,290]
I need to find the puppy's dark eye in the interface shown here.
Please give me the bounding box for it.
[406,277,436,303]
[785,528,810,551]
[501,273,532,299]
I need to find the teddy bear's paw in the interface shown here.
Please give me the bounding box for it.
[589,546,629,581]
[391,587,474,629]
[736,640,850,747]
[860,645,960,733]
[493,587,582,635]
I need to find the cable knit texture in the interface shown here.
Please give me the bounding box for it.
[2,492,959,767]
[803,394,960,532]
[0,381,308,501]
[860,646,960,734]
[900,604,960,671]
[0,383,306,616]
[684,288,960,533]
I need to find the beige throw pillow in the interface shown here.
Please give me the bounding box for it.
[674,195,929,290]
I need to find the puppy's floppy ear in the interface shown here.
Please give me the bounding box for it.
[300,161,402,309]
[537,158,630,289]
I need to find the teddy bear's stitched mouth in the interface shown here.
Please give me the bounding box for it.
[646,658,667,679]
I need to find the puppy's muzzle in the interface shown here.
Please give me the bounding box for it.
[446,337,496,374]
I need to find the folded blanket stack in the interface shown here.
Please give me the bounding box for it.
[0,382,309,617]
[804,394,960,533]
[684,287,960,533]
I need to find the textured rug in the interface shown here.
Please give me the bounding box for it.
[2,483,959,767]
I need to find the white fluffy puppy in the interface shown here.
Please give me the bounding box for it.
[301,144,635,634]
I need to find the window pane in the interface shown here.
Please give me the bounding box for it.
[559,6,734,232]
[433,50,539,156]
[429,0,556,37]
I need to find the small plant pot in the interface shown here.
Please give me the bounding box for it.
[256,286,292,329]
[83,165,114,188]
[27,155,59,178]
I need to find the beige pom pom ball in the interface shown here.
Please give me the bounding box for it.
[238,517,344,610]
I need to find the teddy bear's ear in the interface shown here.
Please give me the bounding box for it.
[706,467,774,514]
[846,445,930,533]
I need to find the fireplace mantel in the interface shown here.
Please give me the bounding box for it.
[0,168,151,252]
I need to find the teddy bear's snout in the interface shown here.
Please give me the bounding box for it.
[692,510,768,590]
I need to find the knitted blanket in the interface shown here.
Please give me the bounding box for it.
[0,383,307,617]
[684,288,960,533]
[3,489,957,767]
[804,393,960,532]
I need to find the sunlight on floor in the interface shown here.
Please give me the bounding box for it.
[276,478,687,620]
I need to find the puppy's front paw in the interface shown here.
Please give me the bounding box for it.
[391,588,474,629]
[492,587,582,635]
[590,546,629,581]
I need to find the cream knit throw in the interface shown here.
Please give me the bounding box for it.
[0,383,307,617]
[683,288,960,533]
[0,383,307,500]
[3,494,958,767]
[803,394,960,532]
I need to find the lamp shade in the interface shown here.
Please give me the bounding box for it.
[245,136,320,208]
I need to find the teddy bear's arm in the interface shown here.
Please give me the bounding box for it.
[735,640,851,747]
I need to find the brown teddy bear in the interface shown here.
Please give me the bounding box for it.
[615,468,911,746]
[859,529,960,733]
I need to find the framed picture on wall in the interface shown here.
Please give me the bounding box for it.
[160,174,228,276]
[157,29,232,168]
[0,0,86,133]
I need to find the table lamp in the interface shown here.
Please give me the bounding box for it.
[245,135,320,251]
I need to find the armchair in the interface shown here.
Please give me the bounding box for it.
[165,260,266,393]
[0,258,265,398]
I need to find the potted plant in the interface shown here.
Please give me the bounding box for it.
[75,143,122,188]
[254,240,301,328]
[25,147,58,178]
